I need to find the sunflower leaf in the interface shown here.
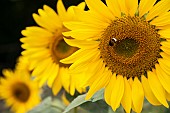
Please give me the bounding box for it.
[63,89,104,113]
[63,94,87,113]
[90,88,104,102]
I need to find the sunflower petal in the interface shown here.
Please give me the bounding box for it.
[125,0,138,16]
[146,0,170,21]
[85,0,114,22]
[63,38,99,49]
[85,69,111,100]
[147,71,169,108]
[57,0,66,20]
[132,77,144,113]
[150,12,170,26]
[104,73,116,105]
[47,64,59,87]
[52,74,62,95]
[106,0,121,17]
[63,29,102,40]
[117,0,128,15]
[111,75,124,111]
[156,64,170,93]
[158,29,170,39]
[138,0,157,17]
[121,77,132,113]
[141,75,161,105]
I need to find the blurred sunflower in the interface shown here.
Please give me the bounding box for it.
[15,56,31,72]
[61,0,170,112]
[0,69,41,113]
[20,0,86,95]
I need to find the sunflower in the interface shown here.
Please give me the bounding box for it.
[15,56,32,73]
[60,0,170,112]
[0,69,41,113]
[20,0,86,96]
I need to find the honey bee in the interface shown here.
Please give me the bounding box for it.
[109,37,117,46]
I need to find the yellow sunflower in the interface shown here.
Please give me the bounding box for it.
[15,56,32,72]
[61,0,170,112]
[20,0,86,96]
[0,69,41,113]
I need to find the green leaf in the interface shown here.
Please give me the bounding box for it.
[90,88,104,102]
[63,88,104,113]
[63,94,88,113]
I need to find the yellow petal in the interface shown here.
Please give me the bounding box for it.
[106,0,121,17]
[85,0,114,22]
[161,46,170,55]
[77,2,86,10]
[83,60,104,86]
[156,64,170,93]
[63,21,105,30]
[60,49,95,64]
[21,26,53,37]
[146,0,170,21]
[125,0,138,16]
[156,24,170,30]
[141,75,161,105]
[150,12,170,26]
[166,91,170,101]
[117,0,128,15]
[85,69,111,100]
[160,52,170,60]
[60,68,70,93]
[32,14,56,33]
[47,64,59,87]
[74,9,110,28]
[52,74,62,95]
[62,29,102,40]
[31,58,51,76]
[158,58,170,77]
[147,71,169,108]
[111,75,124,111]
[69,49,99,70]
[57,0,66,20]
[161,41,170,48]
[63,38,99,49]
[38,7,62,28]
[158,29,170,39]
[132,77,144,113]
[43,5,61,25]
[104,73,116,105]
[37,60,53,87]
[121,77,132,113]
[138,0,157,17]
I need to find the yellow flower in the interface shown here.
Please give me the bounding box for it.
[15,56,31,72]
[0,69,41,113]
[20,0,86,96]
[61,0,170,112]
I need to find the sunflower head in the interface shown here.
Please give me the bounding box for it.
[20,0,86,96]
[0,69,41,113]
[61,0,170,112]
[100,16,161,78]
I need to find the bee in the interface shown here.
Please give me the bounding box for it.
[109,37,117,46]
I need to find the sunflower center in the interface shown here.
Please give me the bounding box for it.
[100,16,160,78]
[114,38,139,58]
[50,30,77,67]
[13,82,30,102]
